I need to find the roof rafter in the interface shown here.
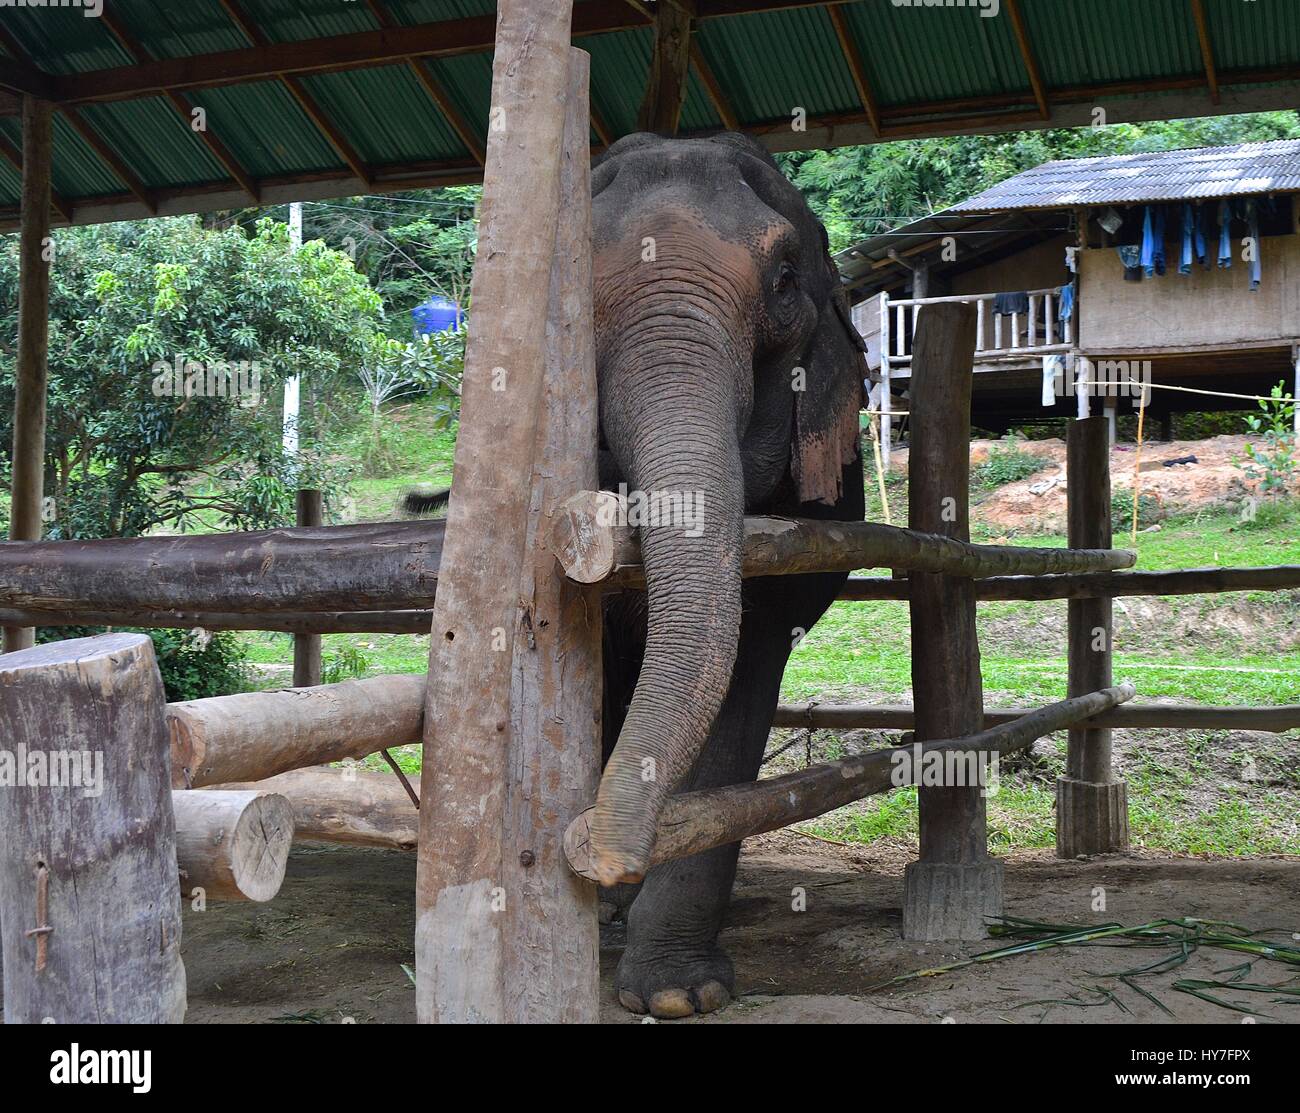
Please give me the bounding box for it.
[826,6,880,137]
[0,25,156,214]
[0,129,72,222]
[363,0,486,167]
[1004,0,1050,120]
[216,0,375,188]
[1190,0,1221,105]
[96,8,260,203]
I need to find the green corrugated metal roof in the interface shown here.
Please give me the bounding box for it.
[0,0,1297,226]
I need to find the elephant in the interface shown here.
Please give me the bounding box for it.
[588,132,867,1018]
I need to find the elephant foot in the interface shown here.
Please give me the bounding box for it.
[614,946,734,1019]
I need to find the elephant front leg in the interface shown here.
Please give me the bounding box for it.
[613,596,807,1019]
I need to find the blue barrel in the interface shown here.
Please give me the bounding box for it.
[412,296,463,337]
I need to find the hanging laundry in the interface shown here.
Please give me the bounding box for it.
[1116,244,1143,282]
[1179,203,1209,276]
[1245,197,1262,291]
[1217,199,1233,269]
[1042,354,1066,407]
[1140,206,1166,277]
[994,291,1030,316]
[1058,281,1076,322]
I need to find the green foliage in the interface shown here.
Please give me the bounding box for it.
[973,437,1046,489]
[35,627,248,702]
[0,217,382,537]
[1237,383,1297,502]
[1111,489,1163,533]
[294,188,479,331]
[322,644,372,684]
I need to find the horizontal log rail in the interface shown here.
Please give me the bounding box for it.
[550,491,1135,587]
[563,684,1137,881]
[773,701,1300,734]
[169,674,427,788]
[0,520,444,613]
[841,565,1300,602]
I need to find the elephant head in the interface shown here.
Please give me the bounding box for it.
[587,132,866,886]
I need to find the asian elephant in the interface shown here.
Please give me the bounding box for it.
[589,132,867,1018]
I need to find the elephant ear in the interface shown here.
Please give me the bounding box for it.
[793,251,868,506]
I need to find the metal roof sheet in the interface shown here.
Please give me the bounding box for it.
[950,139,1300,212]
[0,1,1297,228]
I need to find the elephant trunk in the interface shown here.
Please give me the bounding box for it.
[588,316,748,887]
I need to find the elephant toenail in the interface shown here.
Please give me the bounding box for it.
[692,981,731,1014]
[648,989,696,1019]
[618,989,648,1015]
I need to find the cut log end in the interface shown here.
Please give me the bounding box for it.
[173,790,295,902]
[549,490,624,584]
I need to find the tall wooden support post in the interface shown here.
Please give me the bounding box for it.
[0,634,186,1023]
[415,2,600,1024]
[902,302,1003,941]
[4,97,53,655]
[292,489,323,687]
[1058,417,1129,856]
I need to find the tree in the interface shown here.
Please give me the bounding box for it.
[0,216,383,538]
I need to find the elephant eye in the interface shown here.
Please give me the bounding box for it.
[775,263,798,294]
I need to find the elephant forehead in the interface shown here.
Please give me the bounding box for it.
[593,207,788,296]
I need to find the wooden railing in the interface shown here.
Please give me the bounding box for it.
[875,286,1076,471]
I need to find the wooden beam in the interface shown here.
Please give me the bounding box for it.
[590,102,615,149]
[213,768,420,852]
[4,96,52,655]
[826,6,880,136]
[61,106,158,213]
[550,490,1136,586]
[1190,0,1221,104]
[0,128,71,222]
[690,41,739,130]
[414,2,584,1024]
[0,634,187,1023]
[0,521,445,614]
[0,604,438,634]
[218,0,361,142]
[292,490,324,686]
[637,0,694,134]
[1004,0,1050,120]
[172,790,295,902]
[774,702,1300,734]
[1059,416,1129,856]
[55,2,645,106]
[362,0,487,167]
[168,674,427,789]
[97,8,261,202]
[566,685,1137,881]
[841,565,1300,601]
[0,54,54,99]
[901,300,1001,942]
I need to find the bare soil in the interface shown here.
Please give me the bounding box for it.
[179,837,1298,1025]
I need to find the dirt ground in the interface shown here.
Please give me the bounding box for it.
[889,435,1285,535]
[179,834,1298,1024]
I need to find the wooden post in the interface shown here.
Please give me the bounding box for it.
[0,634,186,1023]
[1058,416,1129,856]
[1292,345,1299,439]
[879,292,892,473]
[902,302,1003,941]
[3,96,53,655]
[636,0,693,135]
[415,2,599,1024]
[292,489,324,686]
